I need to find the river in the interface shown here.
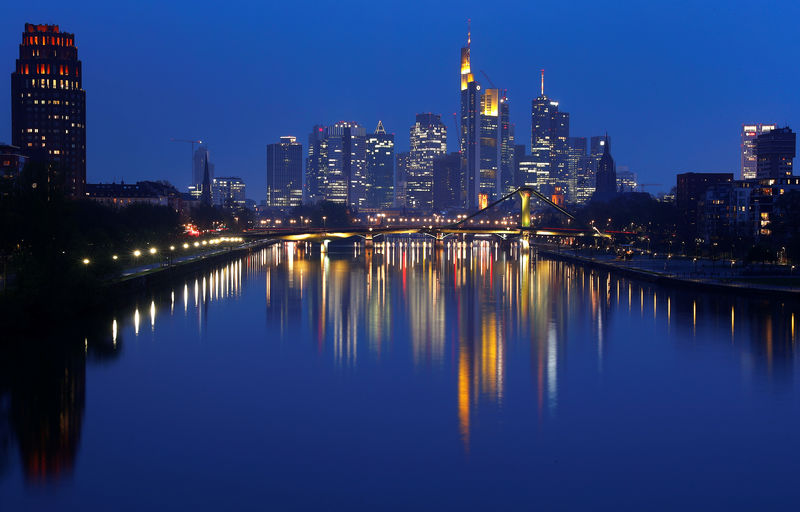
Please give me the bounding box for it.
[1,240,799,510]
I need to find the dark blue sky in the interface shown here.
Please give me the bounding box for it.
[2,0,798,197]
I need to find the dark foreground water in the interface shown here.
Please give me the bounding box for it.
[2,241,799,510]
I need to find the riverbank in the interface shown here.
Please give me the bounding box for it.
[110,237,277,294]
[538,248,800,300]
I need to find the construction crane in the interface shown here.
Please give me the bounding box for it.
[171,138,203,184]
[479,70,497,89]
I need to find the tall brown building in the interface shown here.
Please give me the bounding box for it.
[11,23,86,197]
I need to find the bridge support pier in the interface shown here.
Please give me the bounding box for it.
[520,232,530,250]
[434,231,444,249]
[364,234,374,249]
[321,239,330,254]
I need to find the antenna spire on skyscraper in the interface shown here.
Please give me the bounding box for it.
[541,69,545,96]
[467,18,471,48]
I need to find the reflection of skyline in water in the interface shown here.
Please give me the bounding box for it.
[1,240,798,483]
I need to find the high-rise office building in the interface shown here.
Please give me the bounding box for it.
[755,126,795,179]
[328,121,366,210]
[305,122,367,209]
[741,123,776,180]
[305,125,326,203]
[408,113,447,211]
[365,121,395,210]
[593,136,617,201]
[11,23,86,197]
[266,136,303,209]
[531,71,569,187]
[567,136,587,203]
[395,151,410,209]
[212,176,246,208]
[616,166,638,192]
[480,88,501,204]
[433,152,463,210]
[478,89,515,202]
[460,26,481,211]
[499,97,515,195]
[513,144,526,190]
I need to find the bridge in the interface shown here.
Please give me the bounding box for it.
[247,187,612,250]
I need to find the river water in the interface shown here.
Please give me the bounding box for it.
[2,240,799,510]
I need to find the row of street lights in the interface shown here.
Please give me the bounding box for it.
[81,237,245,266]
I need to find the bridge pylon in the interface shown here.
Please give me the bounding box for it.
[518,188,532,228]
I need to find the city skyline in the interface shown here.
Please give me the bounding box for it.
[1,1,798,196]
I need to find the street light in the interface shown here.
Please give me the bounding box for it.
[82,258,90,265]
[149,247,157,255]
[133,250,142,258]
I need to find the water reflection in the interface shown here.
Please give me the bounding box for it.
[1,241,798,485]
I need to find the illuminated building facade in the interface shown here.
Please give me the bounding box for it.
[616,166,638,192]
[460,27,481,210]
[305,125,326,203]
[741,123,776,180]
[530,71,569,192]
[499,97,515,195]
[365,121,395,210]
[304,122,367,209]
[11,23,86,197]
[325,122,367,209]
[266,136,303,209]
[394,151,410,208]
[408,113,447,211]
[755,126,795,179]
[513,144,526,190]
[212,176,246,208]
[568,136,588,203]
[480,88,500,203]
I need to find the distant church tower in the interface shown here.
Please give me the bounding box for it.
[201,154,212,206]
[593,135,616,201]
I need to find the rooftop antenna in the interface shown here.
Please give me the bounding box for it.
[540,69,545,96]
[467,18,471,48]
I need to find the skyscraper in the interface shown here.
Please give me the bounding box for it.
[433,152,463,210]
[741,123,776,180]
[499,96,515,195]
[480,88,501,204]
[365,121,395,210]
[408,113,447,211]
[266,136,303,209]
[305,125,326,203]
[307,122,367,209]
[395,151,410,209]
[11,23,86,197]
[593,136,617,201]
[513,144,527,190]
[755,126,795,179]
[567,136,587,203]
[212,176,246,208]
[530,71,569,188]
[460,25,481,210]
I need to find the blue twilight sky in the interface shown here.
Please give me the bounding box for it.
[1,0,798,197]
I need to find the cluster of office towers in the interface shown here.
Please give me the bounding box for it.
[266,30,619,213]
